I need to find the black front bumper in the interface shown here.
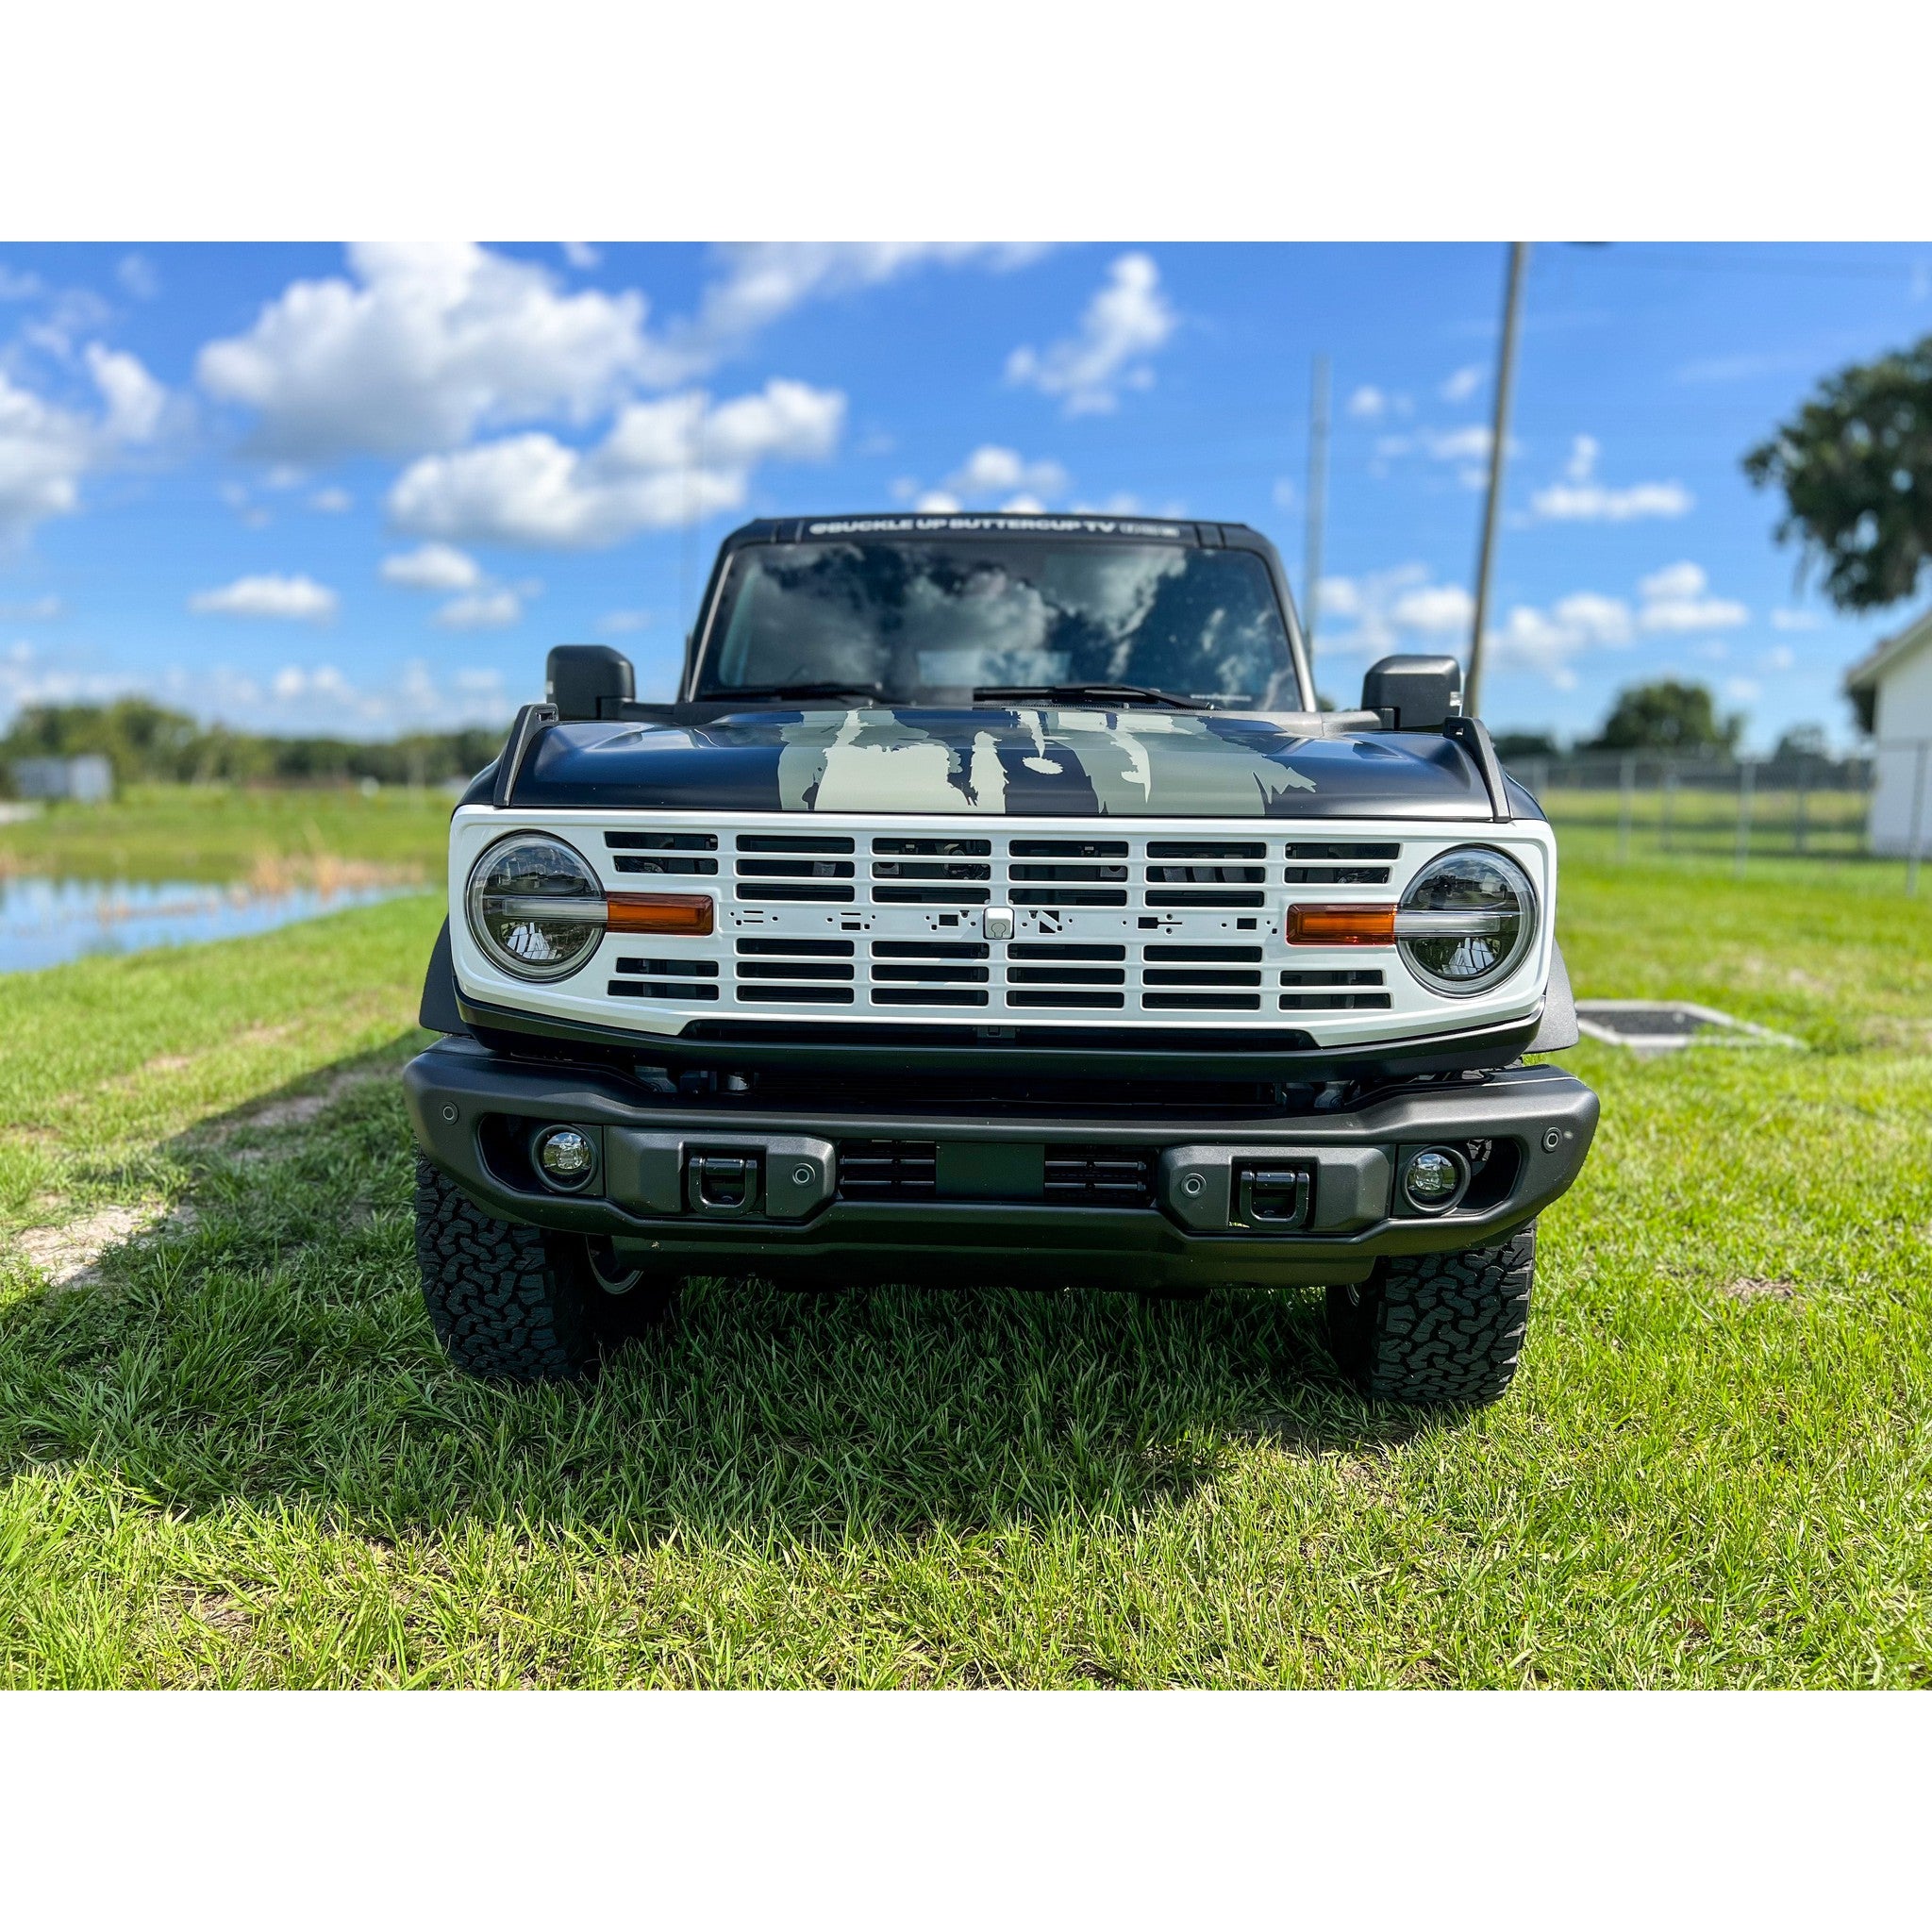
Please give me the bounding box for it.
[404,1038,1598,1294]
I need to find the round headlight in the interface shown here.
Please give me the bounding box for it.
[465,833,606,981]
[1397,847,1536,996]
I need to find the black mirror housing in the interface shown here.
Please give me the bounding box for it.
[1361,654,1463,730]
[546,644,635,722]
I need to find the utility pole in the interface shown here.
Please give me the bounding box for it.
[1465,242,1528,719]
[1303,352,1331,687]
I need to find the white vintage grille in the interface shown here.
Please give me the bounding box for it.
[449,808,1557,1043]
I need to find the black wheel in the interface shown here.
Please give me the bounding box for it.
[413,1156,674,1382]
[1325,1225,1536,1408]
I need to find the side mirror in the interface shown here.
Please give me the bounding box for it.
[1361,654,1463,731]
[546,644,635,722]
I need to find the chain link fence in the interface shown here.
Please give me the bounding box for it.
[1503,741,1932,894]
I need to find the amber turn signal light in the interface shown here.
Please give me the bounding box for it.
[1287,902,1396,946]
[606,892,715,936]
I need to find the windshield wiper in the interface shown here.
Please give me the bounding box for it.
[702,681,889,703]
[973,681,1213,710]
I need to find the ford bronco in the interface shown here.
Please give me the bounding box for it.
[407,513,1596,1406]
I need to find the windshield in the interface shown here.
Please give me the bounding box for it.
[696,539,1300,707]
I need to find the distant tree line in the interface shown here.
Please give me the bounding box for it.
[1493,681,1829,765]
[0,700,503,792]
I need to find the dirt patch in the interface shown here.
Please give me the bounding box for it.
[1722,1277,1802,1303]
[241,1065,391,1128]
[15,1206,157,1287]
[10,1201,201,1290]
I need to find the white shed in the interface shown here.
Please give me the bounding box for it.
[1845,607,1932,857]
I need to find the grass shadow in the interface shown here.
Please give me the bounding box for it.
[1,1034,1434,1552]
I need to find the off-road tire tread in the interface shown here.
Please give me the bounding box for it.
[413,1155,594,1381]
[1331,1227,1536,1408]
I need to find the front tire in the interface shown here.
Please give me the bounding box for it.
[1325,1226,1536,1408]
[413,1156,673,1382]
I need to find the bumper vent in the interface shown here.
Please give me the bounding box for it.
[838,1140,938,1197]
[1043,1144,1155,1206]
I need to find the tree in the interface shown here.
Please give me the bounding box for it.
[1491,729,1559,761]
[1772,723,1829,764]
[1588,680,1740,754]
[1743,334,1932,610]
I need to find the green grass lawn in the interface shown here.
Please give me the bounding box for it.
[2,843,1929,1687]
[0,783,452,886]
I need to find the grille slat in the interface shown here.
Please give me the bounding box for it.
[1043,1146,1154,1206]
[537,821,1479,1029]
[839,1141,938,1197]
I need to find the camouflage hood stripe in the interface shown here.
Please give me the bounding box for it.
[509,706,1507,819]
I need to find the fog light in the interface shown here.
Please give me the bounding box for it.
[535,1125,596,1190]
[1402,1146,1464,1212]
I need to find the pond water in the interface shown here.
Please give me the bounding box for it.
[0,876,422,974]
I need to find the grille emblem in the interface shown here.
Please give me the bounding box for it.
[982,906,1014,941]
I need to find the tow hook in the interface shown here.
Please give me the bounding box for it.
[687,1152,761,1217]
[1234,1166,1311,1228]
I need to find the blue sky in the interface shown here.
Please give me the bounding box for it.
[3,240,1929,749]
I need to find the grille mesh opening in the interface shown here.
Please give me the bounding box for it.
[1283,842,1400,860]
[609,979,720,1000]
[613,957,718,977]
[737,834,855,853]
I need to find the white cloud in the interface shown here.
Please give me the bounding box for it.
[117,253,160,300]
[308,486,353,513]
[914,491,962,514]
[1346,385,1387,421]
[189,574,339,622]
[1315,575,1362,621]
[1424,425,1493,463]
[1441,364,1485,404]
[1549,591,1635,646]
[85,345,166,442]
[1000,493,1047,514]
[1636,561,1748,631]
[387,377,845,548]
[196,242,654,461]
[1724,676,1761,703]
[0,266,45,302]
[560,242,601,270]
[597,608,652,635]
[0,594,62,621]
[436,588,524,629]
[938,444,1069,507]
[1530,436,1691,522]
[648,242,1041,385]
[381,541,482,591]
[1485,595,1635,687]
[1320,562,1641,690]
[1771,608,1821,631]
[0,346,167,544]
[1389,583,1474,636]
[1005,253,1175,415]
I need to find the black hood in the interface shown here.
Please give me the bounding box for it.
[476,705,1534,821]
